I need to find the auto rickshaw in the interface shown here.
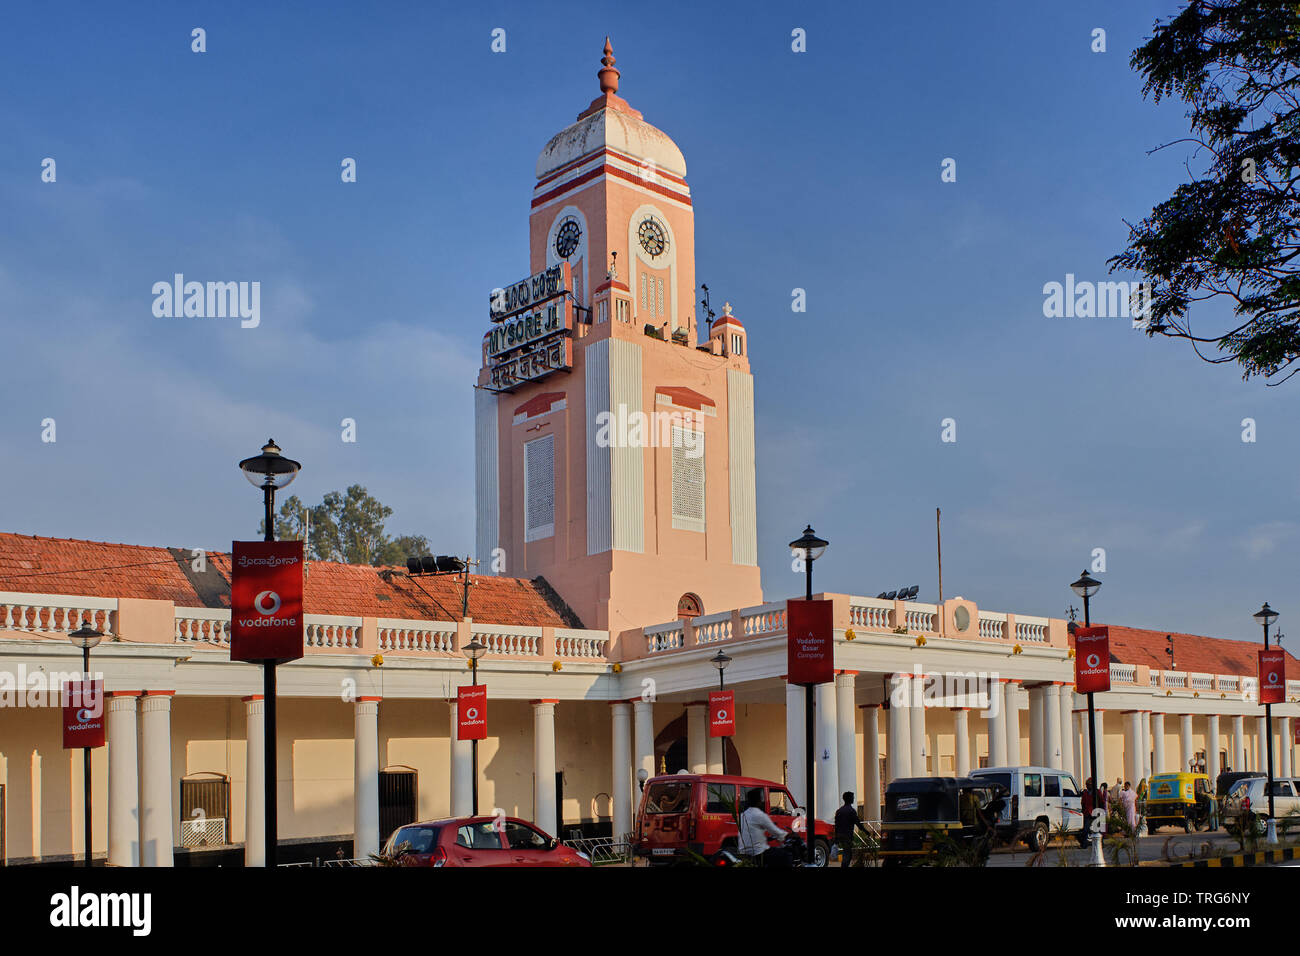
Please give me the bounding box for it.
[880,776,1008,867]
[1145,772,1213,832]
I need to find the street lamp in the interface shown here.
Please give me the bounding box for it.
[710,649,732,774]
[1069,570,1103,866]
[68,624,102,868]
[1253,602,1280,844]
[238,438,301,868]
[789,524,828,865]
[463,637,487,816]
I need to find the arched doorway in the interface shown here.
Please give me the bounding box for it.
[677,593,702,620]
[654,713,741,776]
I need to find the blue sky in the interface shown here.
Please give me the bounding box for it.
[2,1,1296,646]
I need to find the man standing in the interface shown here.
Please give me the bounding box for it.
[834,791,860,868]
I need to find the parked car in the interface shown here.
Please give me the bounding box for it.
[1146,772,1214,832]
[879,776,1007,867]
[1222,776,1300,831]
[633,773,836,866]
[380,816,591,867]
[967,766,1084,849]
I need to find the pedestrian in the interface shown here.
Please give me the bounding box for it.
[738,788,792,867]
[1099,782,1110,814]
[1080,778,1095,845]
[834,791,860,868]
[1119,781,1137,832]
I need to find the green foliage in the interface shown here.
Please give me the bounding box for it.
[370,839,411,866]
[1111,0,1300,381]
[258,485,431,566]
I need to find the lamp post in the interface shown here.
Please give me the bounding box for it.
[463,637,487,816]
[1070,570,1103,867]
[789,524,828,865]
[68,624,102,868]
[1253,602,1280,844]
[710,649,732,774]
[238,438,301,867]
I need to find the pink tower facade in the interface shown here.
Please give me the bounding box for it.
[475,39,763,632]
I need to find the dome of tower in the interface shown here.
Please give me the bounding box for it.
[535,38,687,180]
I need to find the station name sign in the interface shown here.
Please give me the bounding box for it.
[484,262,574,391]
[490,264,570,321]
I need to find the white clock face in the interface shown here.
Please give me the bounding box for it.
[637,216,668,259]
[554,217,581,259]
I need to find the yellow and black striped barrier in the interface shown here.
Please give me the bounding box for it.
[1171,845,1300,867]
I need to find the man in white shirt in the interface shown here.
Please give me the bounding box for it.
[738,788,792,866]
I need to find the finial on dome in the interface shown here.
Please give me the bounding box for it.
[598,36,621,94]
[722,302,733,316]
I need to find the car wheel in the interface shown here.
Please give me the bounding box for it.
[811,838,830,867]
[1182,815,1191,834]
[1031,821,1049,851]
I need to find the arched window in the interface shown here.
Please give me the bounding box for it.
[677,593,702,620]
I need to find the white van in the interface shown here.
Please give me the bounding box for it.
[968,766,1084,850]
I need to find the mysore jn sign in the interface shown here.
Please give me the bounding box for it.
[458,685,487,740]
[231,540,304,663]
[1074,626,1110,694]
[1259,649,1286,705]
[787,599,833,686]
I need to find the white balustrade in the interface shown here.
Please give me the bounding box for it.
[1,591,117,638]
[378,619,456,653]
[691,612,732,645]
[645,621,684,654]
[848,598,892,630]
[305,614,362,649]
[1014,616,1048,643]
[978,612,1007,640]
[740,603,787,637]
[555,628,609,658]
[175,607,230,645]
[1163,670,1188,689]
[1110,663,1137,684]
[1219,676,1239,692]
[472,625,541,656]
[1190,672,1214,690]
[903,602,936,633]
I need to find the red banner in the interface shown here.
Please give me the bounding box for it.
[62,679,104,749]
[708,690,735,737]
[458,685,487,740]
[231,541,304,663]
[1074,626,1110,694]
[1259,649,1286,705]
[787,599,834,685]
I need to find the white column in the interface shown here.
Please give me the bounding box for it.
[139,692,174,867]
[1073,712,1085,782]
[353,698,380,859]
[1044,684,1062,770]
[862,705,882,823]
[836,673,857,802]
[243,696,265,866]
[633,700,655,790]
[954,708,971,777]
[1281,717,1293,778]
[107,693,140,867]
[1180,714,1195,772]
[686,703,708,774]
[1124,710,1141,784]
[1257,716,1268,774]
[1029,686,1045,766]
[610,703,632,839]
[1141,711,1152,780]
[887,677,912,781]
[449,702,472,816]
[909,677,926,774]
[1206,714,1220,777]
[786,681,806,804]
[533,700,557,836]
[1093,710,1106,785]
[1004,682,1021,765]
[1233,715,1246,770]
[1060,688,1076,777]
[815,681,839,821]
[1152,713,1166,776]
[988,680,1007,767]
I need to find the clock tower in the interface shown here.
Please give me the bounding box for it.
[475,39,762,635]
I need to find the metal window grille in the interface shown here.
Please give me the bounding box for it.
[524,434,555,541]
[671,426,705,532]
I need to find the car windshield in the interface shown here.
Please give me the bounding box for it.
[386,825,438,855]
[644,781,694,814]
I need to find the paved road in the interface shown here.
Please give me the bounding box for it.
[986,829,1246,867]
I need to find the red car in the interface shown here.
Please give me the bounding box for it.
[381,816,591,867]
[634,773,836,866]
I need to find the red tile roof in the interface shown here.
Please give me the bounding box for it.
[1070,624,1300,676]
[0,533,579,627]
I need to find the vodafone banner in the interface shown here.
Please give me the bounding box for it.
[1259,649,1286,705]
[458,685,487,740]
[1074,626,1111,694]
[62,679,105,749]
[231,540,304,663]
[787,599,834,686]
[708,690,735,737]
